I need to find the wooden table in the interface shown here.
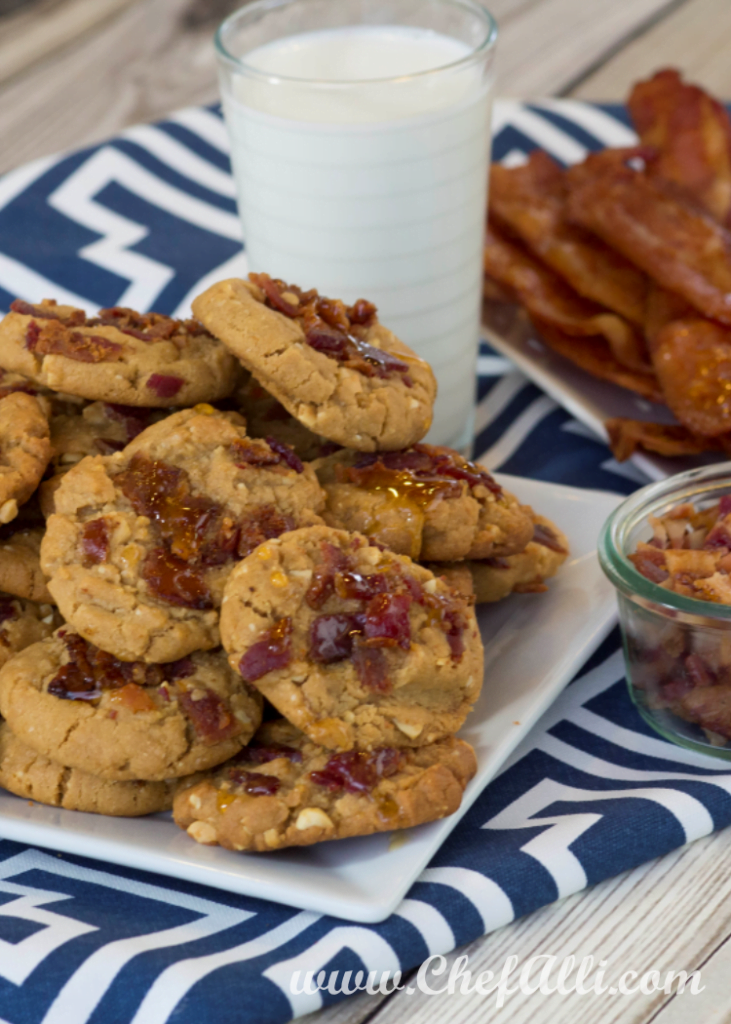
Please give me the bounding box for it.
[5,1,731,1021]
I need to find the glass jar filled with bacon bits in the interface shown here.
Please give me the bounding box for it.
[599,463,731,759]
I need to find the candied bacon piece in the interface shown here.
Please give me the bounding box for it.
[0,599,16,626]
[605,418,722,462]
[703,519,731,549]
[166,656,195,679]
[334,569,390,601]
[363,592,412,650]
[236,506,295,558]
[81,518,112,564]
[230,438,283,469]
[25,320,125,363]
[628,69,731,225]
[46,632,152,702]
[629,545,669,583]
[653,318,731,437]
[489,151,647,325]
[108,682,156,713]
[10,299,85,325]
[309,613,363,663]
[239,618,292,682]
[531,319,664,402]
[566,154,731,326]
[146,373,184,398]
[104,404,152,440]
[178,687,242,744]
[352,642,391,693]
[234,743,302,765]
[305,541,350,609]
[265,436,304,474]
[227,769,281,795]
[532,522,567,554]
[676,685,731,738]
[310,748,403,793]
[484,223,650,372]
[142,547,213,608]
[685,653,717,689]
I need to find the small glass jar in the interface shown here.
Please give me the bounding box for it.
[599,461,731,759]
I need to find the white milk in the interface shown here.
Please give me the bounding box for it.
[221,25,493,449]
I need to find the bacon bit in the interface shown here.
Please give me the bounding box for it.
[25,320,125,362]
[346,444,501,503]
[309,613,363,663]
[628,545,669,583]
[334,569,390,601]
[305,541,350,609]
[236,506,295,558]
[227,769,281,795]
[310,748,403,793]
[239,618,293,682]
[81,518,112,565]
[532,522,567,553]
[178,687,243,745]
[166,656,195,679]
[234,743,303,765]
[249,273,411,384]
[145,373,184,398]
[363,592,412,650]
[142,547,213,608]
[11,299,85,325]
[264,437,304,473]
[104,404,152,440]
[0,599,17,626]
[704,522,731,550]
[108,682,156,713]
[685,653,717,688]
[352,642,391,693]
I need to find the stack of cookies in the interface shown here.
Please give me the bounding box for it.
[0,275,567,853]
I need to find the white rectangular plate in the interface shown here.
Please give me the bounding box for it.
[483,303,723,484]
[0,475,621,923]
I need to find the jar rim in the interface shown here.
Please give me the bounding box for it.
[598,460,731,620]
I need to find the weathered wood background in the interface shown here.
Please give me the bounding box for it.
[5,1,731,1021]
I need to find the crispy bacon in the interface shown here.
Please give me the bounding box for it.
[239,618,292,682]
[629,69,731,225]
[490,151,647,324]
[145,373,184,398]
[11,299,85,325]
[25,320,125,363]
[484,223,650,371]
[606,418,723,462]
[178,687,242,744]
[566,153,731,326]
[81,518,112,564]
[653,318,731,436]
[141,547,213,608]
[310,748,403,793]
[227,769,280,795]
[531,319,663,402]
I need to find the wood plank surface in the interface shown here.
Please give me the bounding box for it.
[572,0,731,100]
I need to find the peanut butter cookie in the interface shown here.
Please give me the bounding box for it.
[0,629,262,781]
[192,275,436,451]
[174,719,476,851]
[40,408,325,661]
[0,300,242,407]
[220,525,483,751]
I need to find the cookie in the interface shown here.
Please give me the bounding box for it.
[0,629,263,781]
[0,390,52,524]
[232,373,328,461]
[220,525,483,751]
[174,719,477,851]
[192,275,436,451]
[0,299,242,407]
[49,399,172,472]
[0,722,174,816]
[0,503,53,603]
[313,445,534,561]
[40,408,325,662]
[433,515,569,604]
[0,594,59,669]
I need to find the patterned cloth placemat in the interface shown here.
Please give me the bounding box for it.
[1,101,730,1024]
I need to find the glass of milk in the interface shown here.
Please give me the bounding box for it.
[215,0,497,453]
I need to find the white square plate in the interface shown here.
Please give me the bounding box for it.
[0,475,621,923]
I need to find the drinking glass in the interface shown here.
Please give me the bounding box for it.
[215,0,497,453]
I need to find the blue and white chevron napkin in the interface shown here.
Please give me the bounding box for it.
[1,101,730,1024]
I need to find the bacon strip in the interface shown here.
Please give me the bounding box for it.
[652,317,731,436]
[605,418,725,462]
[489,151,647,325]
[484,223,650,371]
[566,153,731,326]
[628,69,731,226]
[530,318,663,402]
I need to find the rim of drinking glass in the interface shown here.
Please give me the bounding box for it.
[598,460,731,619]
[214,0,498,84]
